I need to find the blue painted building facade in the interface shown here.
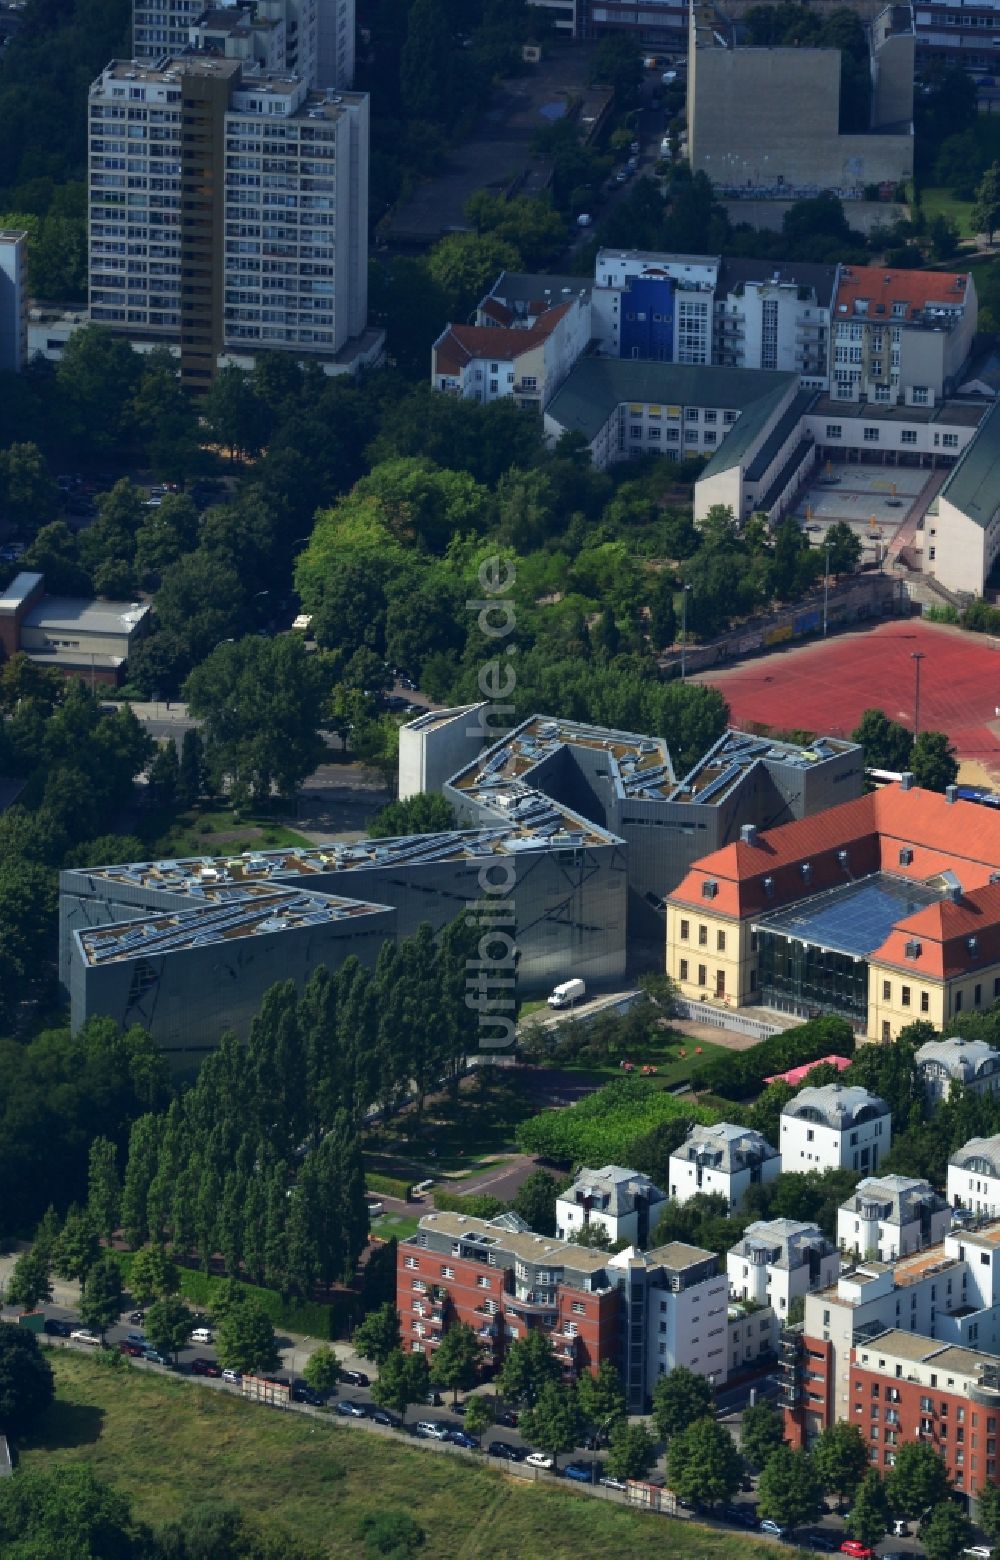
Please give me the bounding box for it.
[619,274,675,361]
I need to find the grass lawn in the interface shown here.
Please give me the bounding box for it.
[21,1354,800,1559]
[152,805,312,859]
[369,1210,423,1240]
[919,185,976,239]
[531,1030,731,1092]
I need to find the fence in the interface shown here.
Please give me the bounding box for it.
[673,997,784,1041]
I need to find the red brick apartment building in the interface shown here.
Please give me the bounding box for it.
[848,1331,1000,1502]
[397,1211,621,1380]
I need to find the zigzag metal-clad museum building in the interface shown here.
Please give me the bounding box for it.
[59,706,861,1064]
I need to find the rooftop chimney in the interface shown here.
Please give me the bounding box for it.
[740,823,758,846]
[946,784,958,804]
[900,772,913,791]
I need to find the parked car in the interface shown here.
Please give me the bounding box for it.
[222,1368,241,1384]
[191,1358,222,1378]
[335,1400,367,1418]
[341,1369,369,1387]
[43,1319,72,1337]
[495,1408,518,1428]
[127,1310,144,1325]
[804,1538,838,1555]
[487,1441,523,1462]
[414,1421,450,1440]
[118,1341,145,1358]
[191,1327,213,1345]
[126,1331,146,1346]
[840,1544,874,1559]
[963,1549,993,1560]
[70,1329,101,1347]
[525,1451,555,1469]
[600,1476,628,1491]
[290,1381,325,1406]
[449,1430,479,1450]
[423,1389,443,1407]
[760,1519,787,1537]
[371,1408,397,1428]
[562,1462,598,1483]
[143,1349,169,1365]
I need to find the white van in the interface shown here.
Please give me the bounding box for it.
[548,978,586,1009]
[191,1327,213,1344]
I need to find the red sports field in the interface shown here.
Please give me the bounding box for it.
[699,622,1000,777]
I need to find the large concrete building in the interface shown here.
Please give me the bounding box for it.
[132,0,354,89]
[0,229,28,374]
[88,50,374,389]
[688,0,913,196]
[667,781,1000,1040]
[830,266,977,406]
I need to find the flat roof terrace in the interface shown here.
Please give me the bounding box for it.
[753,872,944,958]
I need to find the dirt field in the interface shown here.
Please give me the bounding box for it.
[699,620,1000,778]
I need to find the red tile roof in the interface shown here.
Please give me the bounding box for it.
[835,266,970,323]
[871,881,1000,978]
[432,302,573,379]
[669,785,1000,924]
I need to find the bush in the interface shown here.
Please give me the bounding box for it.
[365,1172,413,1202]
[961,598,1000,637]
[117,1251,352,1340]
[688,1016,856,1101]
[516,1077,718,1165]
[430,1190,507,1218]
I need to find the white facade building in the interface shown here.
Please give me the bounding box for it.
[668,1121,781,1211]
[948,1134,1000,1216]
[556,1164,668,1249]
[397,704,486,802]
[0,229,28,373]
[837,1174,952,1261]
[829,265,977,406]
[728,1217,839,1321]
[88,56,371,388]
[611,1241,731,1395]
[592,248,719,364]
[714,259,836,389]
[780,1084,892,1175]
[917,1036,1000,1106]
[431,290,591,412]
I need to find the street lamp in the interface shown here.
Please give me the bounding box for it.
[912,650,926,741]
[822,542,833,638]
[681,584,692,681]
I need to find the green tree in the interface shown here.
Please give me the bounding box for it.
[518,1381,581,1467]
[576,1359,626,1439]
[178,727,206,808]
[851,707,914,773]
[0,1465,147,1555]
[79,1254,123,1341]
[740,1398,785,1471]
[812,1419,868,1505]
[845,1468,891,1550]
[606,1419,656,1482]
[757,1445,823,1533]
[184,635,330,804]
[352,1301,402,1368]
[208,1278,247,1325]
[463,1395,494,1439]
[497,1329,560,1410]
[885,1439,951,1518]
[128,1244,180,1306]
[302,1345,340,1398]
[6,1248,53,1314]
[356,1508,426,1559]
[921,1500,973,1560]
[511,1170,563,1238]
[823,520,863,576]
[51,1205,100,1283]
[425,233,521,317]
[144,1296,195,1364]
[372,1348,429,1427]
[429,1321,481,1403]
[216,1302,280,1376]
[977,1476,1000,1542]
[202,366,269,461]
[910,730,959,793]
[0,442,58,537]
[928,213,960,261]
[147,741,180,811]
[669,1416,744,1508]
[399,0,454,123]
[973,162,1000,242]
[367,793,456,839]
[0,1323,54,1435]
[651,1365,714,1441]
[56,326,144,456]
[87,1135,121,1244]
[589,35,643,103]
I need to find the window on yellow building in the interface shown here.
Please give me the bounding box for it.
[901,986,911,1007]
[680,919,690,941]
[680,959,689,980]
[921,992,930,1013]
[882,980,891,1000]
[717,930,726,952]
[698,925,708,946]
[698,964,707,987]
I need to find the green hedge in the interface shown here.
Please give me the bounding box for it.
[117,1252,356,1340]
[365,1171,413,1202]
[688,1016,856,1101]
[515,1077,718,1166]
[430,1190,507,1219]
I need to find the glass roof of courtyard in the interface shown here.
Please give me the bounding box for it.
[752,873,944,959]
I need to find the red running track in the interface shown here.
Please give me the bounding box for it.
[699,622,1000,773]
